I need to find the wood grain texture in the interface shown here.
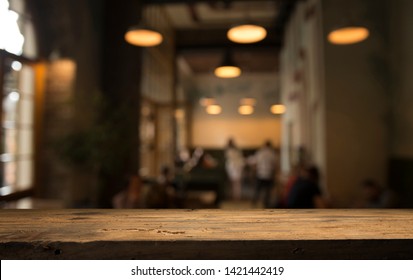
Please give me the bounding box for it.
[1,209,413,259]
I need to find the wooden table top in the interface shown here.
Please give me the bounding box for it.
[1,209,413,243]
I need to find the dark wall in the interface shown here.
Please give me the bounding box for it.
[27,0,144,207]
[389,159,413,208]
[97,0,144,206]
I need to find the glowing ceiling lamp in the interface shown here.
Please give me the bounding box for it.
[214,51,241,78]
[271,104,286,115]
[125,26,163,47]
[206,105,222,115]
[238,105,254,115]
[328,26,369,45]
[214,65,241,78]
[227,24,267,44]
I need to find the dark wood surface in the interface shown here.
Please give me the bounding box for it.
[1,209,413,259]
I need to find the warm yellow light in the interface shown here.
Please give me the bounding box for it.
[199,97,216,107]
[125,28,163,47]
[238,105,254,115]
[328,26,369,45]
[227,24,267,44]
[214,66,241,78]
[175,109,185,119]
[271,104,286,115]
[240,98,256,106]
[206,105,222,115]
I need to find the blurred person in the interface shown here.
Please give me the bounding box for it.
[225,138,245,200]
[354,179,396,208]
[201,152,218,169]
[286,165,326,208]
[183,147,204,172]
[252,140,278,208]
[158,165,174,186]
[277,164,304,208]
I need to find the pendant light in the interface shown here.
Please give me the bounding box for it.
[206,105,222,115]
[328,26,369,45]
[327,3,370,45]
[125,25,163,47]
[227,2,267,44]
[271,104,286,115]
[238,105,254,115]
[214,51,241,78]
[227,24,267,44]
[238,98,256,115]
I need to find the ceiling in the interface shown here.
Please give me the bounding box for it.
[144,0,298,74]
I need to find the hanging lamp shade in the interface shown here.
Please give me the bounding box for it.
[238,105,254,115]
[328,26,369,45]
[271,104,286,115]
[227,24,267,44]
[125,25,163,47]
[206,105,222,115]
[214,51,241,78]
[214,65,241,78]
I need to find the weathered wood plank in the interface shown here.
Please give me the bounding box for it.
[1,209,413,259]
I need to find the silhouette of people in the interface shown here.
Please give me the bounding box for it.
[225,138,245,200]
[184,147,204,172]
[277,164,304,208]
[286,165,326,208]
[252,140,278,208]
[354,179,396,208]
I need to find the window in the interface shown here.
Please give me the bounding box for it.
[0,0,37,58]
[1,55,35,198]
[1,0,38,207]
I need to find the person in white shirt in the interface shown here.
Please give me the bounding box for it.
[225,138,245,200]
[252,140,278,207]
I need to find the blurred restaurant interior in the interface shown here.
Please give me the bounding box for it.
[1,0,413,209]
